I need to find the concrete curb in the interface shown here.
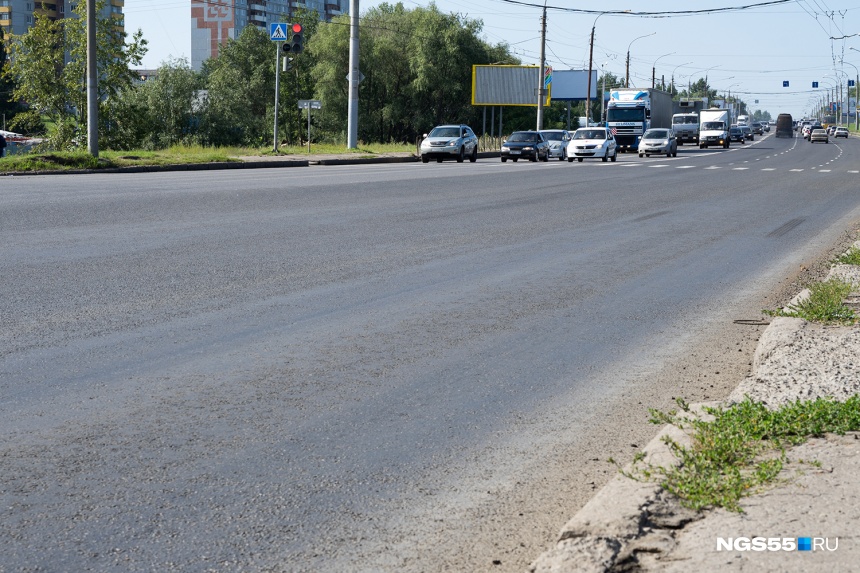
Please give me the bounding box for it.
[0,159,311,177]
[529,242,860,572]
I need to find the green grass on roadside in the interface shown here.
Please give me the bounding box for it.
[836,245,860,266]
[616,396,860,512]
[0,142,415,172]
[763,278,856,323]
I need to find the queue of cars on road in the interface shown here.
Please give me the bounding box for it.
[418,117,851,165]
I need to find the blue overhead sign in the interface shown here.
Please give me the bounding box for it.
[270,23,287,41]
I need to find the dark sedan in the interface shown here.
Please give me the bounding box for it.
[501,131,550,162]
[729,126,744,143]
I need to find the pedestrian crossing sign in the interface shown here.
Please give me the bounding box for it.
[270,23,287,41]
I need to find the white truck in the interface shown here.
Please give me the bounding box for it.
[605,88,673,152]
[698,108,731,149]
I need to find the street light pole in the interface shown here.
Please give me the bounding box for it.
[536,1,547,130]
[625,32,655,87]
[652,52,675,89]
[669,61,691,96]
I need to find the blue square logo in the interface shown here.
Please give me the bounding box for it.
[798,537,812,551]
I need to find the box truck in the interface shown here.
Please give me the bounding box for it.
[698,108,732,149]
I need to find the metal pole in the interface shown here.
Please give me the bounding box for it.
[307,106,311,153]
[86,0,98,157]
[273,45,280,151]
[536,3,547,130]
[347,0,359,148]
[586,25,595,126]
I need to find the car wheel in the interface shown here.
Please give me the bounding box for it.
[501,157,507,162]
[456,147,464,163]
[577,157,583,162]
[645,154,650,157]
[529,155,537,162]
[602,154,608,162]
[469,146,477,162]
[559,149,566,161]
[673,149,678,157]
[512,158,518,162]
[436,158,443,163]
[568,157,574,163]
[610,151,617,162]
[699,144,705,149]
[639,153,644,158]
[422,155,429,163]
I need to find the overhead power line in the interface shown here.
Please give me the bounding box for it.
[494,0,794,17]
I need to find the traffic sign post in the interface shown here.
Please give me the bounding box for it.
[271,23,289,151]
[298,100,322,153]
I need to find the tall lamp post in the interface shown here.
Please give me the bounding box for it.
[669,61,691,95]
[587,11,630,126]
[844,54,859,130]
[625,32,655,87]
[652,52,675,89]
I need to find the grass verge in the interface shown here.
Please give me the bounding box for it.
[836,245,860,266]
[0,143,415,172]
[616,396,860,512]
[763,278,856,323]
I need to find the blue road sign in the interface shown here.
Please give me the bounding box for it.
[783,80,789,87]
[270,23,287,41]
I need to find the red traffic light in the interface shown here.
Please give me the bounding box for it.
[291,23,303,34]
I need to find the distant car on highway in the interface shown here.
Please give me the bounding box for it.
[834,127,849,138]
[809,128,829,143]
[638,128,678,157]
[567,127,618,162]
[751,122,764,135]
[500,131,550,162]
[739,125,754,140]
[729,126,745,143]
[539,129,571,161]
[420,125,479,163]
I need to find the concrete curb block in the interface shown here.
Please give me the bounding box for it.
[529,242,860,571]
[0,159,310,177]
[312,155,418,166]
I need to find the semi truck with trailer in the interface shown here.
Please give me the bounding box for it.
[698,108,732,149]
[605,88,673,151]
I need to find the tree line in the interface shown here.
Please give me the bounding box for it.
[0,1,759,151]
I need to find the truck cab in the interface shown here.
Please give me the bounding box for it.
[671,113,699,145]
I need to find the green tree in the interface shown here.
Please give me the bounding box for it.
[199,25,275,147]
[311,2,515,144]
[109,57,202,149]
[6,0,146,149]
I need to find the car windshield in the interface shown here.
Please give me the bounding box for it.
[644,130,668,139]
[702,122,724,130]
[574,130,606,140]
[673,116,698,124]
[541,131,565,141]
[508,132,538,142]
[428,127,461,138]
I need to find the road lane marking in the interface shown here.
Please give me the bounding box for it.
[790,169,804,172]
[762,168,776,171]
[676,165,696,169]
[733,167,749,170]
[704,166,721,169]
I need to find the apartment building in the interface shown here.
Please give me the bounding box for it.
[0,0,123,37]
[191,0,348,70]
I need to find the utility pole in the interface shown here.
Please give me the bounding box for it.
[347,0,359,148]
[86,0,98,157]
[586,25,595,127]
[536,2,547,130]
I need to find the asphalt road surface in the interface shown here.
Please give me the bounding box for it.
[3,132,860,572]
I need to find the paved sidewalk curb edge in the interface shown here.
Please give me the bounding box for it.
[528,251,860,573]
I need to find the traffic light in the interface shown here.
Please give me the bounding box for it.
[290,23,303,54]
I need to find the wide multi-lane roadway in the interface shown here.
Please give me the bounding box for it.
[2,131,860,572]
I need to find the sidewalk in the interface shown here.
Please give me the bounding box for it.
[530,250,860,572]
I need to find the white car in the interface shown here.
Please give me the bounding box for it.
[567,127,618,162]
[539,129,571,161]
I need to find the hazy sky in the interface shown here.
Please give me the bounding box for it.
[125,1,860,118]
